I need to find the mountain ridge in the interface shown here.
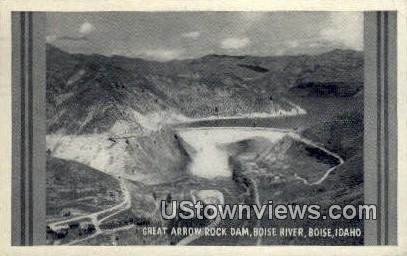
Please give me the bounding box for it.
[46,44,363,134]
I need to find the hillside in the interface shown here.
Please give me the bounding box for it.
[46,46,365,245]
[46,45,363,135]
[47,156,123,222]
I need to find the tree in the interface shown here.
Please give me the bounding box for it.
[166,193,172,204]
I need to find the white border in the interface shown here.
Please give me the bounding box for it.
[0,0,406,255]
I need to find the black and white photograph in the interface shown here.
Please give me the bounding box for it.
[43,12,365,245]
[4,2,402,251]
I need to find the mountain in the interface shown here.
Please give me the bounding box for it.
[46,45,363,135]
[46,45,365,245]
[47,155,123,219]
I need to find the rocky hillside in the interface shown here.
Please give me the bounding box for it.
[46,45,363,134]
[47,156,123,220]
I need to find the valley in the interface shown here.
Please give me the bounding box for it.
[45,45,364,245]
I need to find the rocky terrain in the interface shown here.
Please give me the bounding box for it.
[46,45,362,134]
[46,44,364,245]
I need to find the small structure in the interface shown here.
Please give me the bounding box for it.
[193,190,224,205]
[80,222,96,234]
[60,209,71,217]
[69,222,80,229]
[108,189,119,200]
[50,224,70,239]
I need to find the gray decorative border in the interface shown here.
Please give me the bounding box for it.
[364,11,397,246]
[10,11,397,246]
[11,12,46,246]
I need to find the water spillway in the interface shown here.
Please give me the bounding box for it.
[176,127,287,179]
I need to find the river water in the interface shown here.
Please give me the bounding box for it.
[177,127,288,179]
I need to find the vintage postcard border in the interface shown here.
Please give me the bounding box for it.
[9,11,398,246]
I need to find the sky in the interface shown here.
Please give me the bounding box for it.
[46,12,363,61]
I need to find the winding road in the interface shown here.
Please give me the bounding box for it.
[48,177,131,245]
[174,127,344,246]
[49,126,344,246]
[288,132,344,185]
